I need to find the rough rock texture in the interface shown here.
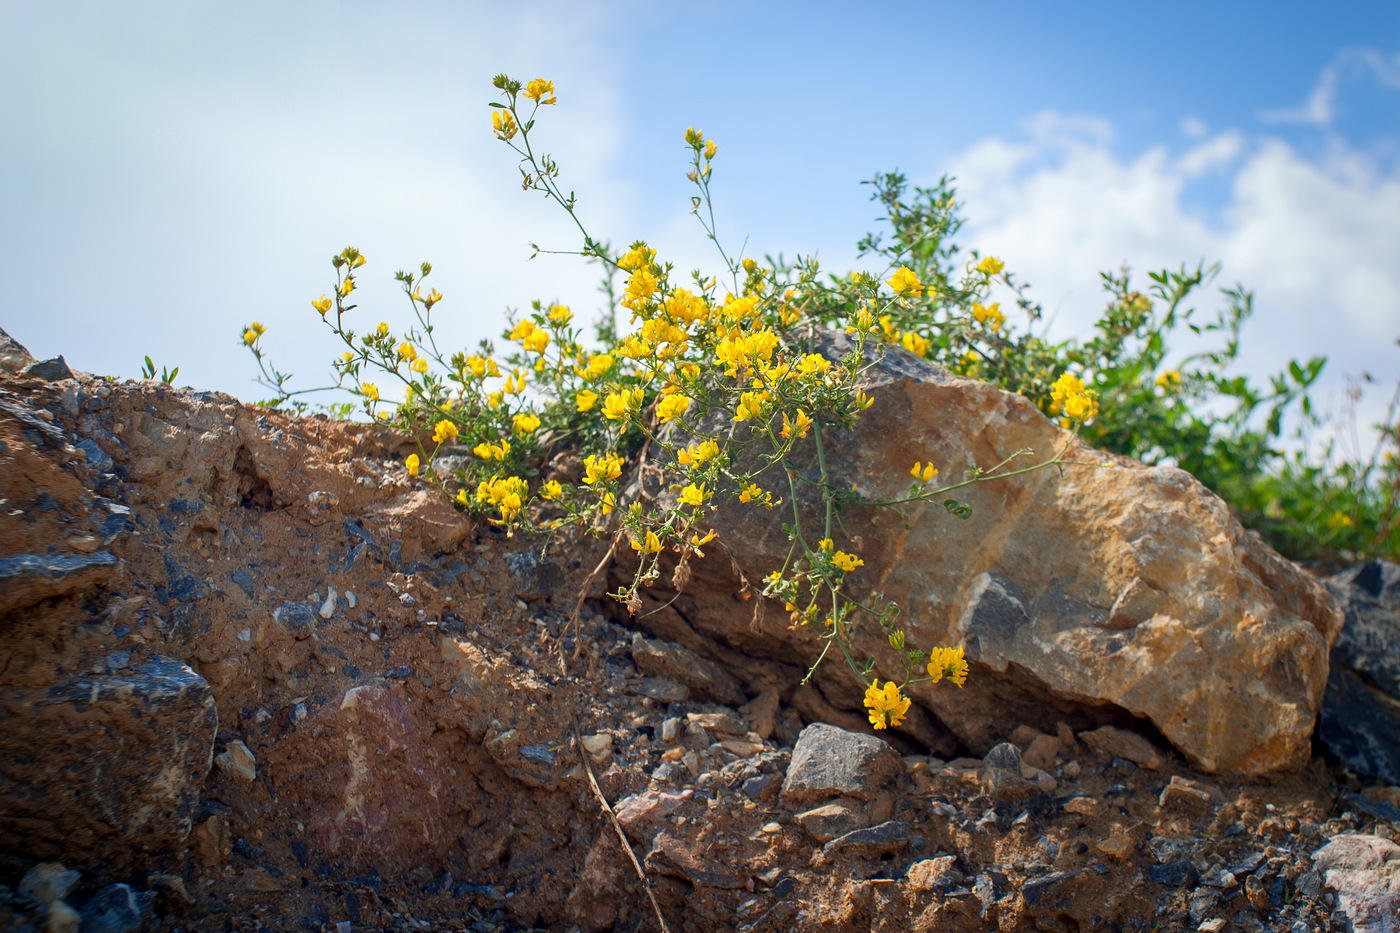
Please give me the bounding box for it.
[673,336,1342,775]
[1320,561,1400,785]
[781,723,901,803]
[1312,834,1400,933]
[0,656,217,866]
[0,358,1391,933]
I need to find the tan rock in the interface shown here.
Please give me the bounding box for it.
[44,900,79,933]
[740,689,780,739]
[674,335,1342,775]
[1096,828,1138,860]
[215,739,257,781]
[1023,733,1064,771]
[1063,797,1099,818]
[1079,726,1164,770]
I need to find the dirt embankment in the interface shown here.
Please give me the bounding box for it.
[1,365,1397,933]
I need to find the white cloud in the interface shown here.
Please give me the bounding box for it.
[1260,46,1400,127]
[944,111,1400,448]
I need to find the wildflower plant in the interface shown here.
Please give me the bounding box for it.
[245,74,1113,727]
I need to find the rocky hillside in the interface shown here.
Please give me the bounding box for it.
[2,331,1399,933]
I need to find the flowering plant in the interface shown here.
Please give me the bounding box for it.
[245,74,1107,727]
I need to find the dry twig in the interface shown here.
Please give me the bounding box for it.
[574,731,672,933]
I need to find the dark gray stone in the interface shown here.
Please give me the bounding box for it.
[1148,859,1199,887]
[781,722,901,803]
[1319,667,1400,786]
[167,499,204,517]
[273,603,317,632]
[345,517,380,550]
[0,551,117,615]
[162,554,207,603]
[76,439,113,471]
[229,570,255,599]
[23,356,73,382]
[78,884,154,933]
[821,820,910,858]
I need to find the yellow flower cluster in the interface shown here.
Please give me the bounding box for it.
[864,681,910,730]
[474,438,511,461]
[1155,370,1182,391]
[886,266,923,298]
[910,461,938,483]
[432,419,459,444]
[470,475,528,521]
[971,302,1005,329]
[1050,372,1100,423]
[926,645,968,687]
[243,322,267,346]
[583,453,623,486]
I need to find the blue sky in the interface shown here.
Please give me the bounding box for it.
[2,1,1398,452]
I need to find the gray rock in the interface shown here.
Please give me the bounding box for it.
[78,884,153,933]
[1148,859,1200,887]
[781,722,901,804]
[75,439,113,472]
[273,602,318,632]
[504,548,561,601]
[0,326,34,373]
[0,551,117,616]
[23,356,73,382]
[645,832,744,888]
[980,742,1042,802]
[1320,562,1400,784]
[630,634,744,706]
[484,730,561,789]
[821,820,911,859]
[229,570,255,599]
[1312,834,1400,933]
[162,554,207,603]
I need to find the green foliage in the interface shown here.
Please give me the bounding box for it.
[140,355,178,384]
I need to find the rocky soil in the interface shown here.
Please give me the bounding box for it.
[2,332,1399,933]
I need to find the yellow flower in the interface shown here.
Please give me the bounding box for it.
[397,342,417,361]
[602,387,643,421]
[601,491,615,514]
[832,551,863,573]
[972,302,1005,329]
[1155,370,1182,391]
[475,474,529,521]
[818,538,834,553]
[473,439,511,461]
[421,288,442,309]
[576,390,599,412]
[242,328,259,346]
[926,645,969,688]
[585,353,615,379]
[487,391,504,408]
[679,483,708,507]
[735,390,768,422]
[900,331,931,357]
[492,109,518,140]
[853,390,874,411]
[513,413,541,435]
[738,483,765,504]
[376,322,390,337]
[523,329,550,353]
[657,393,691,424]
[976,256,1005,275]
[541,480,564,500]
[677,439,721,466]
[1064,392,1098,420]
[618,244,655,272]
[704,139,717,160]
[886,265,924,298]
[312,295,332,315]
[508,319,535,341]
[863,681,911,730]
[456,488,469,506]
[339,277,356,298]
[781,409,813,440]
[910,461,937,483]
[432,420,459,444]
[361,383,380,402]
[549,304,573,324]
[583,453,624,486]
[406,454,420,477]
[631,530,663,554]
[411,358,428,373]
[523,78,557,104]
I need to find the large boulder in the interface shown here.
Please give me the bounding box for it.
[1318,561,1400,784]
[674,337,1341,775]
[0,656,218,865]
